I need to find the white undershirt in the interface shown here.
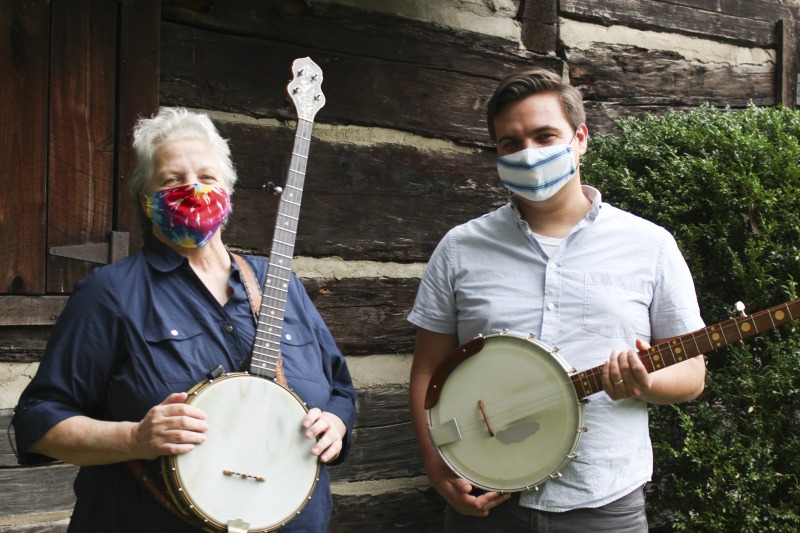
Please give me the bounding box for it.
[532,232,564,257]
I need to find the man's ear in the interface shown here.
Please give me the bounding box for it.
[576,123,589,156]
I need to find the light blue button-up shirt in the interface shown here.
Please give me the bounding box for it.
[409,186,704,511]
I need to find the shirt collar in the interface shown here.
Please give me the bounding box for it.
[509,184,603,227]
[143,234,245,280]
[142,234,189,272]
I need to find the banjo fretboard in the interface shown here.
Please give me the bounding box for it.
[249,59,325,381]
[572,297,800,398]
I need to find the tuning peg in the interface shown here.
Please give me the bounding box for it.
[730,301,747,318]
[263,182,283,196]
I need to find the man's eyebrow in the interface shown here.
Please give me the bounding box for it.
[496,127,560,143]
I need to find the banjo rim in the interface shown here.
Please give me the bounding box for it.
[428,332,585,493]
[161,372,321,532]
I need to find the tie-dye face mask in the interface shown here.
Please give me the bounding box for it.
[145,183,231,248]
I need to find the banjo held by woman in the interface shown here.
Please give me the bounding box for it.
[160,57,326,533]
[426,298,800,493]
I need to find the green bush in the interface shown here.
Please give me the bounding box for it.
[583,105,800,532]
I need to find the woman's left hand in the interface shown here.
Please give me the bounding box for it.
[302,408,346,463]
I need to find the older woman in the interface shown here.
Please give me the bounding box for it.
[12,107,357,532]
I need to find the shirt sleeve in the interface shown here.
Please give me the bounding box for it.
[11,268,124,464]
[292,274,357,465]
[650,232,705,339]
[407,231,459,334]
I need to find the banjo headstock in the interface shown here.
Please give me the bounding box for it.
[287,57,326,122]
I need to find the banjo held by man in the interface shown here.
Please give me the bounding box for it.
[425,298,800,493]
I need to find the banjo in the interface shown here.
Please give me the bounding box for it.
[426,297,800,493]
[160,57,326,532]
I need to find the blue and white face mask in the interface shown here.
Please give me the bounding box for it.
[496,144,577,202]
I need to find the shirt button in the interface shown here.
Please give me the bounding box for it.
[225,325,234,333]
[547,303,556,310]
[170,330,179,336]
[285,333,292,341]
[548,262,557,270]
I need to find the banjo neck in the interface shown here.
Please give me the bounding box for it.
[572,297,800,399]
[250,58,325,381]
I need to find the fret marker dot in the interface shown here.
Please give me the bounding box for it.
[653,355,661,362]
[712,333,720,341]
[675,348,682,354]
[775,310,785,320]
[741,323,751,332]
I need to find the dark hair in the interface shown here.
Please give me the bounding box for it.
[486,67,586,141]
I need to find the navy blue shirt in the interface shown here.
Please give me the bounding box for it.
[12,236,357,532]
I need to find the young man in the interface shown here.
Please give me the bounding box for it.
[408,68,706,531]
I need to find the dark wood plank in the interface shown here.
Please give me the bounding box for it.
[116,0,161,253]
[521,0,558,54]
[331,487,444,532]
[162,0,557,80]
[0,326,52,364]
[560,0,781,46]
[302,278,419,356]
[1,409,17,467]
[0,464,77,516]
[568,45,775,107]
[46,0,117,293]
[0,0,49,294]
[777,19,800,108]
[216,120,506,262]
[0,277,423,363]
[331,388,425,483]
[0,297,67,326]
[158,19,560,146]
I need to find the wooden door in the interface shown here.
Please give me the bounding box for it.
[0,0,157,299]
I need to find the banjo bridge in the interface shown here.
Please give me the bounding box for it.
[223,469,267,482]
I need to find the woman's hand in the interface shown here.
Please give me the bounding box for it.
[130,392,208,459]
[302,408,346,463]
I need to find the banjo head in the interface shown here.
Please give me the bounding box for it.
[163,373,319,532]
[428,333,584,492]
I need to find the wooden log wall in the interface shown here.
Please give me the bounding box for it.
[2,0,797,531]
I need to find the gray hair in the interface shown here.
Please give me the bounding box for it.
[129,107,237,235]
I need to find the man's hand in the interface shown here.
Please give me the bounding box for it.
[427,459,511,517]
[603,338,653,400]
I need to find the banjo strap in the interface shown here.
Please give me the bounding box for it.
[232,253,288,386]
[124,460,213,531]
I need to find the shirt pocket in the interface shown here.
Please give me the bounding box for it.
[280,323,329,408]
[143,318,208,384]
[582,272,652,339]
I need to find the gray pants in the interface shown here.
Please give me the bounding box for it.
[444,485,648,533]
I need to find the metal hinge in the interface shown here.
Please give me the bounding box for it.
[49,231,130,264]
